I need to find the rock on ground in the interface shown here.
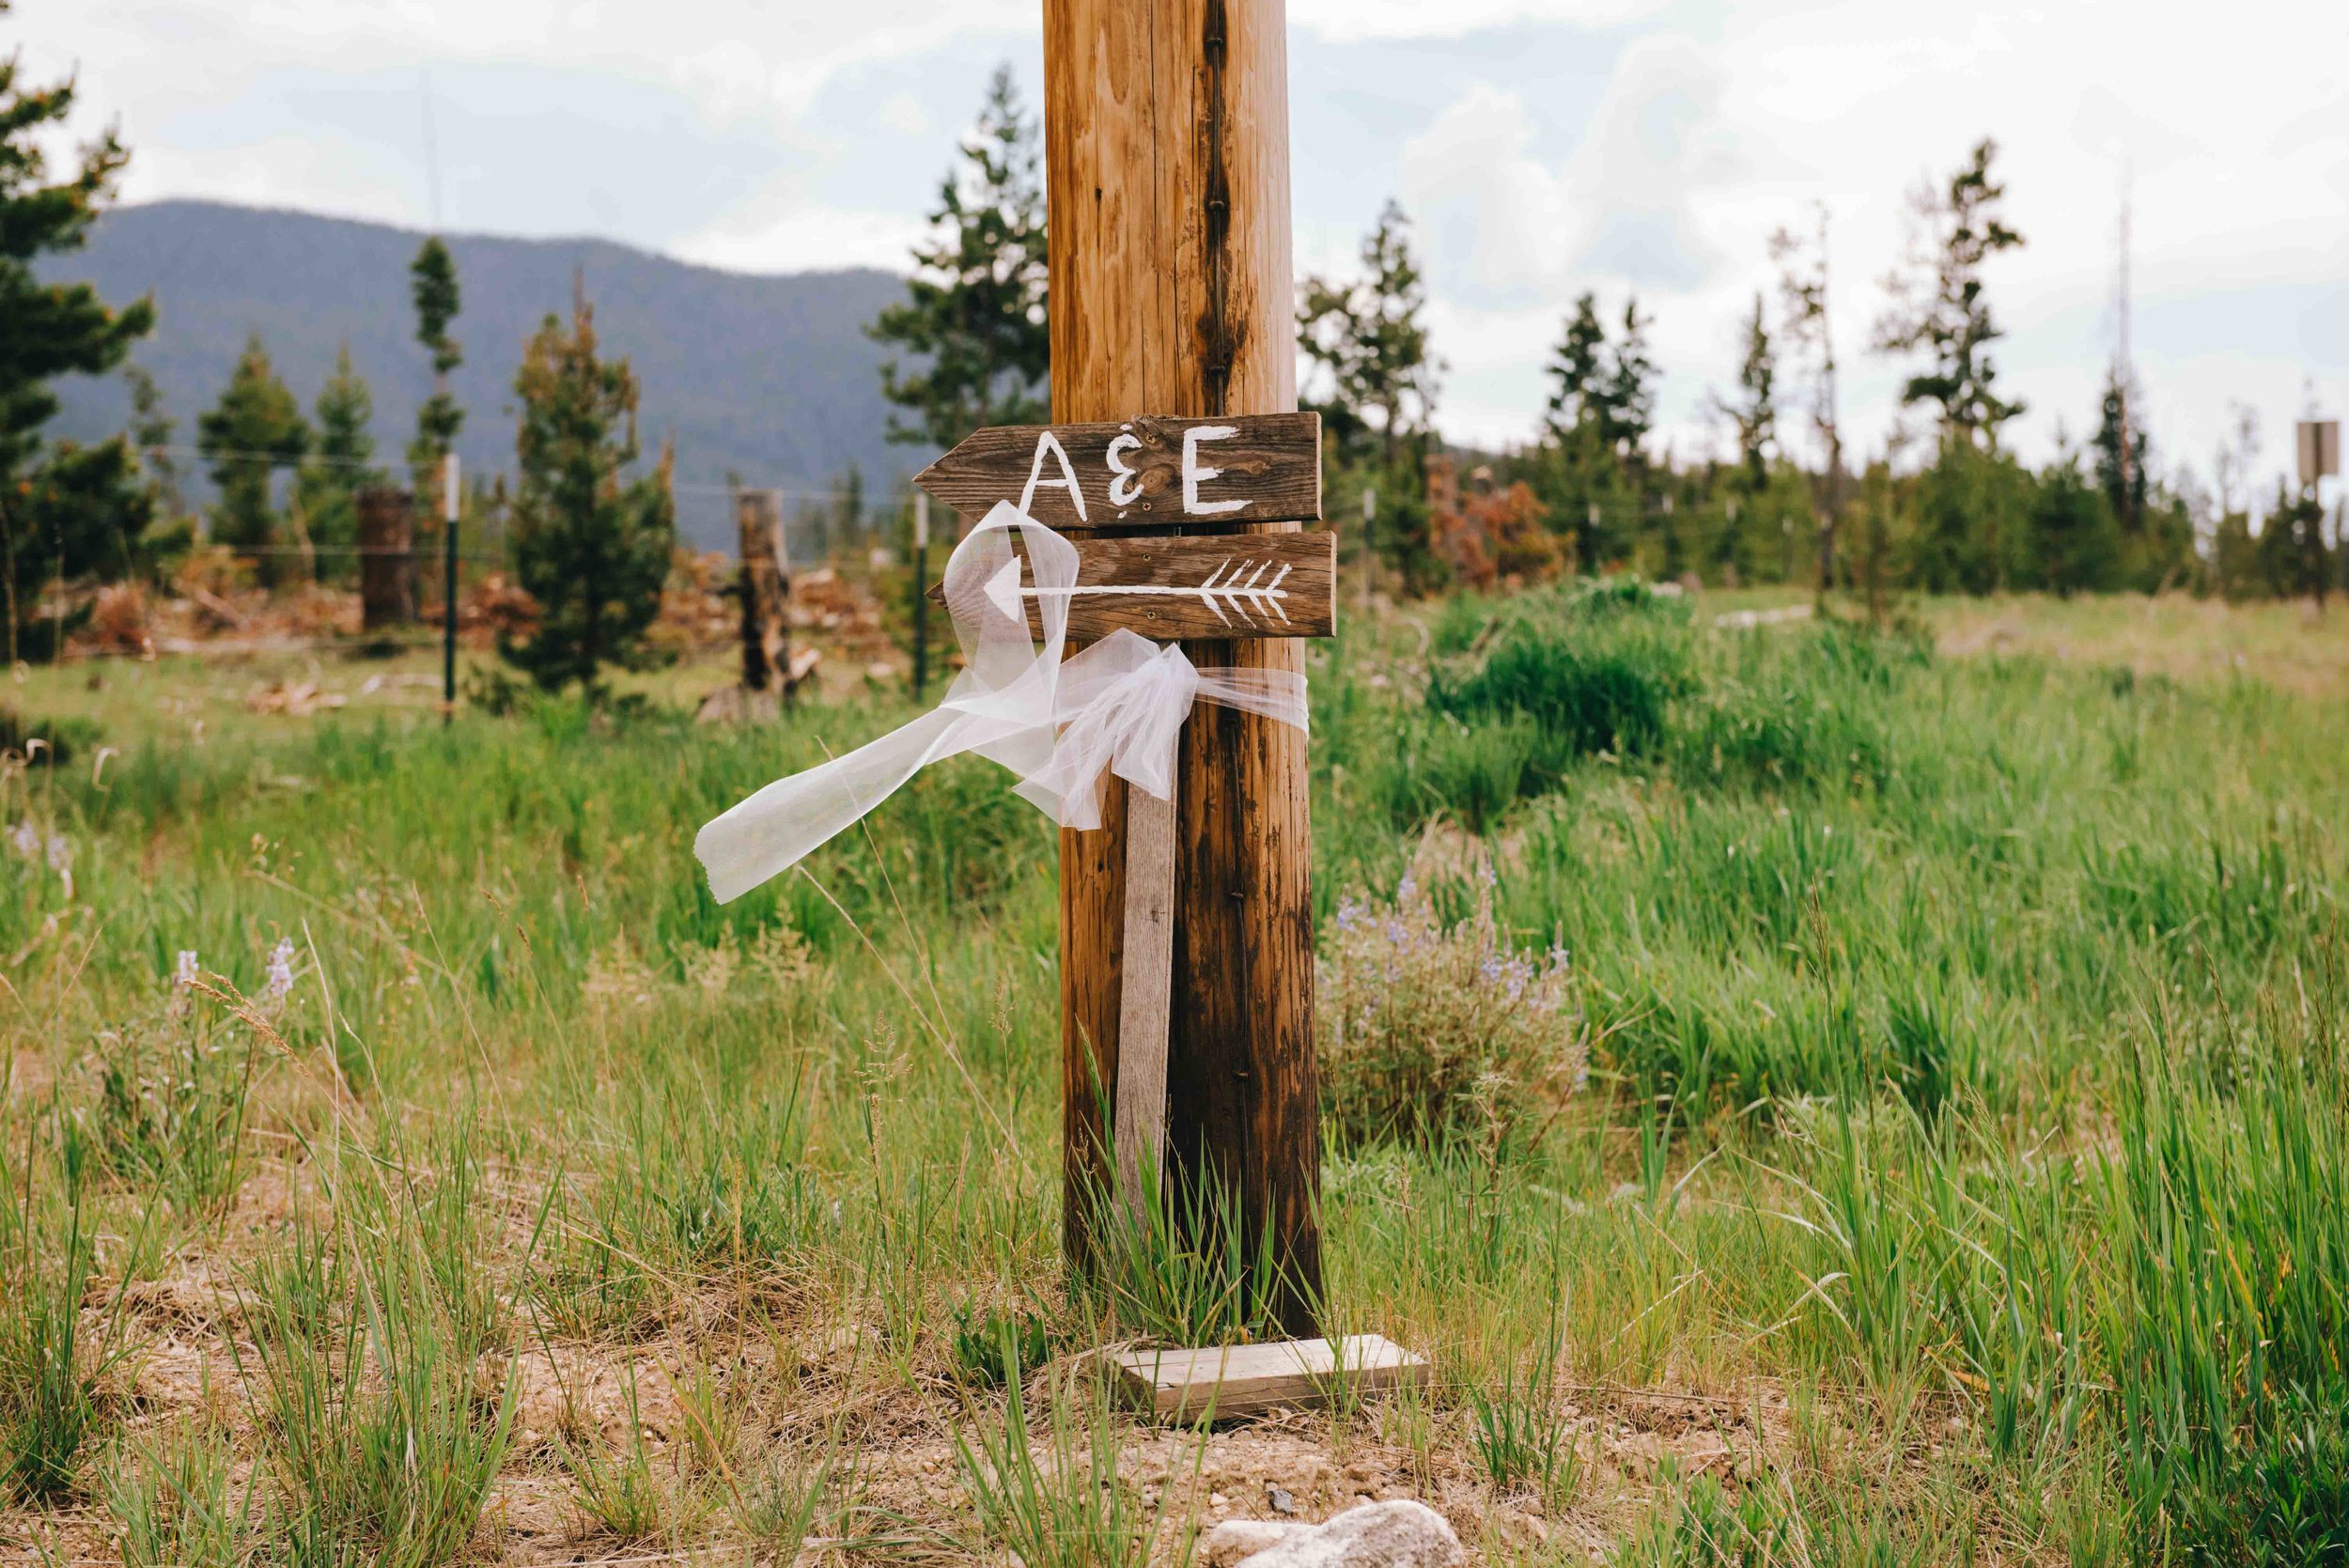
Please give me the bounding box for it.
[1200,1500,1464,1567]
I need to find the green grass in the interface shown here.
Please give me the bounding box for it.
[0,586,2344,1562]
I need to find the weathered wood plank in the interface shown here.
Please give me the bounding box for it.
[1111,1335,1430,1422]
[929,531,1335,643]
[914,412,1320,531]
[1113,786,1175,1222]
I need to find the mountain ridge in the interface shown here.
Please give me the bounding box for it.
[39,199,927,550]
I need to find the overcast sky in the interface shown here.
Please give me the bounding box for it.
[28,0,2349,492]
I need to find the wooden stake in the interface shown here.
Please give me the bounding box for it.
[1113,784,1175,1221]
[1045,0,1321,1330]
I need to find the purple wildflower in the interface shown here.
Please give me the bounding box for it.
[263,938,296,1006]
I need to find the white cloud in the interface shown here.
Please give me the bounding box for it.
[1400,85,1568,306]
[1292,0,1669,41]
[1552,33,1735,291]
[1397,34,1735,316]
[672,203,925,275]
[39,0,1029,122]
[877,92,931,136]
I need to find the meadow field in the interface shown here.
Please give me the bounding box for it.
[0,587,2344,1565]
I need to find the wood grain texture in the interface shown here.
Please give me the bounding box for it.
[1111,1335,1430,1422]
[1045,0,1321,1333]
[926,531,1335,642]
[1112,785,1174,1223]
[913,412,1320,530]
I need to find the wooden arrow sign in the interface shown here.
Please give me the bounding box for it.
[933,531,1335,643]
[914,412,1321,531]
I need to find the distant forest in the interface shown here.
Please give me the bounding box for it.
[40,201,919,552]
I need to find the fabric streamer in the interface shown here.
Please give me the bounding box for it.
[694,500,1308,1207]
[694,500,1308,896]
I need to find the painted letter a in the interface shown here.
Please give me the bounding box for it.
[1019,430,1089,522]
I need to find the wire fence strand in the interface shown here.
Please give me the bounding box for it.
[129,442,894,505]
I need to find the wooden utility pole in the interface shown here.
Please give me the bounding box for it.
[1043,0,1321,1330]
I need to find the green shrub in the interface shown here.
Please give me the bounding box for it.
[1319,857,1584,1150]
[1430,614,1693,761]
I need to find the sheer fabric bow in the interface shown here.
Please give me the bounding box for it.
[695,501,1308,903]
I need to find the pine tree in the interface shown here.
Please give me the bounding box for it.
[0,3,157,656]
[1702,294,1795,585]
[123,365,182,522]
[1719,293,1776,490]
[1769,204,1844,594]
[503,297,675,692]
[1602,296,1657,466]
[869,65,1049,449]
[297,346,379,571]
[2258,479,2330,607]
[2091,365,2149,531]
[11,437,149,657]
[1536,292,1643,568]
[196,334,308,553]
[1875,138,2026,449]
[833,465,864,548]
[409,237,464,485]
[2027,448,2123,595]
[1541,293,1610,452]
[1299,200,1439,470]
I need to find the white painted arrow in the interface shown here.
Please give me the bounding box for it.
[981,557,1296,629]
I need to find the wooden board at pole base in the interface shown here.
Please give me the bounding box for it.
[1109,1336,1429,1423]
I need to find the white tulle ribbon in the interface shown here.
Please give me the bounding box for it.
[694,500,1308,904]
